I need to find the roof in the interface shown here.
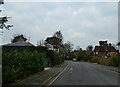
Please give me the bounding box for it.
[94,46,116,52]
[3,41,35,46]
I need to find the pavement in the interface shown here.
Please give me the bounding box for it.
[7,61,68,86]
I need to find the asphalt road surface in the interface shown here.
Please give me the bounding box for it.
[52,61,118,85]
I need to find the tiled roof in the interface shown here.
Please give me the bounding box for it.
[94,46,116,52]
[3,41,35,46]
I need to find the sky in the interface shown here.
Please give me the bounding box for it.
[1,0,119,50]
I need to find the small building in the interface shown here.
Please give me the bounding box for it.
[93,45,118,57]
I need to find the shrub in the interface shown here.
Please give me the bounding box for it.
[2,49,46,84]
[76,52,92,62]
[46,50,64,67]
[90,56,98,63]
[109,54,120,67]
[96,54,120,67]
[97,57,105,65]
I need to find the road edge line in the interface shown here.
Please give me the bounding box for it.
[48,63,69,86]
[41,62,68,85]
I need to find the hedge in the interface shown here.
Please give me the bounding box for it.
[46,50,64,67]
[76,52,92,62]
[2,49,46,84]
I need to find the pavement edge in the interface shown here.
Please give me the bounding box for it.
[41,62,69,86]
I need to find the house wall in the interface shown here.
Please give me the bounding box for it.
[98,52,106,57]
[98,52,118,57]
[109,52,118,56]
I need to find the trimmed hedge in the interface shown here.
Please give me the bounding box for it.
[2,49,46,84]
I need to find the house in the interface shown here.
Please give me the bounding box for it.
[2,34,36,52]
[93,45,118,57]
[3,34,35,47]
[3,41,35,47]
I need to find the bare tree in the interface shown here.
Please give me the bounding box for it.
[63,41,74,53]
[37,39,45,47]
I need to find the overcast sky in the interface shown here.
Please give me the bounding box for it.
[1,1,118,50]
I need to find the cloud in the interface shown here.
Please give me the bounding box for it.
[2,2,118,49]
[5,0,120,2]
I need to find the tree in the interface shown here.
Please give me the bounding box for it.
[0,0,13,34]
[108,43,112,46]
[76,46,82,51]
[11,34,27,43]
[99,40,108,46]
[45,36,61,51]
[37,40,45,47]
[86,45,93,51]
[63,41,73,53]
[53,30,63,45]
[62,41,74,59]
[45,31,64,52]
[117,42,120,46]
[53,30,63,41]
[0,0,4,5]
[45,31,65,65]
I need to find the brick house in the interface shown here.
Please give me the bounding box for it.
[93,45,118,57]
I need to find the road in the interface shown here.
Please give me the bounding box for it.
[51,61,118,85]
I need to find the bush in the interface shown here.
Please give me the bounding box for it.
[96,54,120,67]
[97,57,105,64]
[2,49,46,84]
[76,52,92,62]
[109,54,120,67]
[90,56,98,63]
[46,50,64,67]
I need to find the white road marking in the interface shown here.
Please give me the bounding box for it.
[48,64,69,86]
